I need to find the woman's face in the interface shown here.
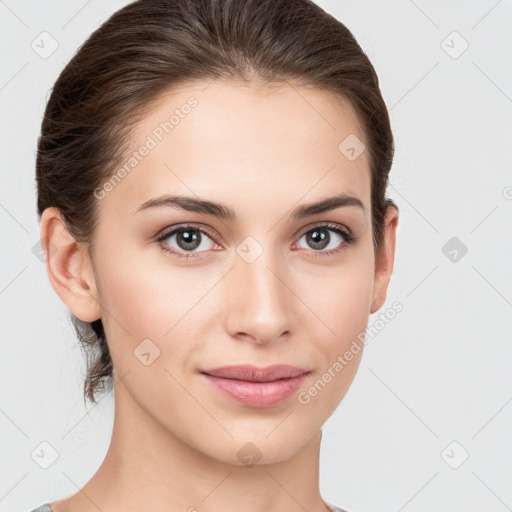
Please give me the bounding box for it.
[76,79,395,464]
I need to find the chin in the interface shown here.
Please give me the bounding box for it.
[196,428,318,467]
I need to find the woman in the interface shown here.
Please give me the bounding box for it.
[32,0,399,510]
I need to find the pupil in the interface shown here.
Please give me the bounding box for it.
[308,228,329,250]
[178,229,200,250]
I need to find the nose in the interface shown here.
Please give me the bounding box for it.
[224,249,294,345]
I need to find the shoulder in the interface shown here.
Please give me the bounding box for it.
[326,502,354,512]
[25,504,53,512]
[28,501,351,512]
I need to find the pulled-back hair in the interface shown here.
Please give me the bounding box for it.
[36,0,396,404]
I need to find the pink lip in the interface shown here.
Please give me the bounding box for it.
[200,364,309,408]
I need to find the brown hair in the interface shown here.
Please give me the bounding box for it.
[36,0,397,405]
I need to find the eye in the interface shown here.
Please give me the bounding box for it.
[294,222,356,256]
[156,224,220,259]
[156,221,356,260]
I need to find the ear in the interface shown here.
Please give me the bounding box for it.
[39,207,101,323]
[370,204,399,314]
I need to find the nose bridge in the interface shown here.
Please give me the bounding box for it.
[225,240,293,343]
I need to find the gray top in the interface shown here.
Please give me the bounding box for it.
[28,502,350,512]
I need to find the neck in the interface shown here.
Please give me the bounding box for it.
[54,379,331,512]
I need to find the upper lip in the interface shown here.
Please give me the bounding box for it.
[201,364,309,382]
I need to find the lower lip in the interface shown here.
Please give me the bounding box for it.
[201,373,309,407]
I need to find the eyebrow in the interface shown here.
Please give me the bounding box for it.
[133,192,366,220]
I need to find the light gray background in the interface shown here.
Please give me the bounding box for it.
[1,1,511,511]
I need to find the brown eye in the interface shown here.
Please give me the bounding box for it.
[173,228,203,251]
[157,224,218,259]
[295,223,356,255]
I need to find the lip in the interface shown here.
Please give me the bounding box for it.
[202,364,308,381]
[200,364,309,408]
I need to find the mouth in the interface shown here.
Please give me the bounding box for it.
[200,364,310,407]
[201,364,309,382]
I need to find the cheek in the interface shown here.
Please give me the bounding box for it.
[92,247,164,357]
[297,267,371,414]
[93,247,211,369]
[304,253,374,351]
[332,276,372,334]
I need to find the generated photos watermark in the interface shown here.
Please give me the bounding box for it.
[297,300,403,405]
[93,96,198,200]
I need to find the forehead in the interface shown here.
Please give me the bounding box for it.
[98,79,371,221]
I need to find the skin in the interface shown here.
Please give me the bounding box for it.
[40,78,398,512]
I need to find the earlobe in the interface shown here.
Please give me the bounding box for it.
[370,205,399,314]
[39,207,101,323]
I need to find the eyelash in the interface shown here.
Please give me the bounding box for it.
[155,222,357,260]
